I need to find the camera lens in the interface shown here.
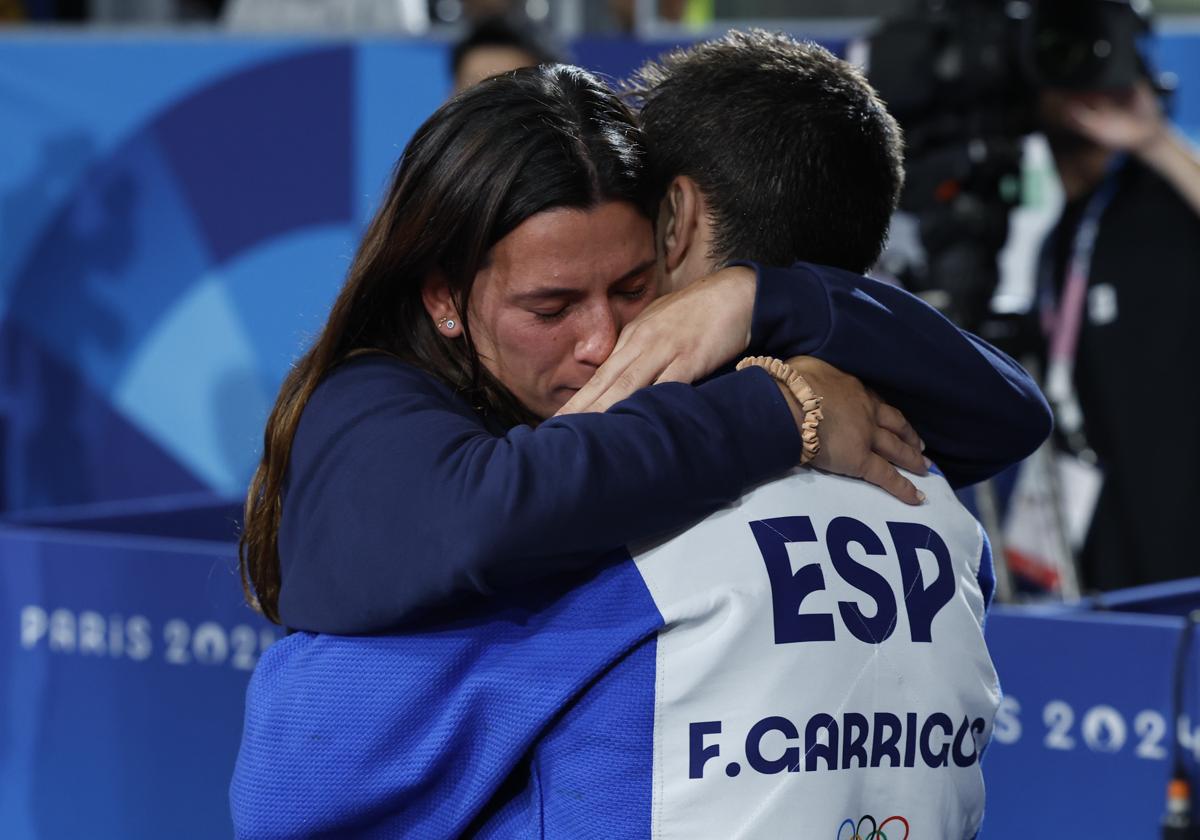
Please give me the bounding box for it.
[1029,0,1146,90]
[1035,28,1100,84]
[1032,5,1107,87]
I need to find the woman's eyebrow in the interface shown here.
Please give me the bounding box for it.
[510,287,582,304]
[611,258,655,285]
[510,259,653,304]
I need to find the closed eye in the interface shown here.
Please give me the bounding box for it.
[532,305,569,322]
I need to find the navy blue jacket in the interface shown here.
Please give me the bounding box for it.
[276,261,1050,634]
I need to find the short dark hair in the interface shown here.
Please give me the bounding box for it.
[450,14,565,79]
[629,30,904,274]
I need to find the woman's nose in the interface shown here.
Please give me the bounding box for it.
[574,304,620,368]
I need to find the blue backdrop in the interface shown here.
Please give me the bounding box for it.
[0,38,447,513]
[2,32,1198,516]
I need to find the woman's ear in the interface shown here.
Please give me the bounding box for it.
[659,175,702,273]
[421,274,463,337]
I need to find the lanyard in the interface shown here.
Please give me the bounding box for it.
[1041,156,1125,452]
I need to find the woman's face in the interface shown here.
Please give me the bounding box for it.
[468,201,656,419]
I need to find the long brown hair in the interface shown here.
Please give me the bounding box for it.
[239,65,650,623]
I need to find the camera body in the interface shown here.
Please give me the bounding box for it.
[867,0,1152,330]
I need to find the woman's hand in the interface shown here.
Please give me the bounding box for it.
[556,266,757,415]
[788,356,930,505]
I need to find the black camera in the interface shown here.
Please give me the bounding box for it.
[1028,0,1152,91]
[867,0,1153,331]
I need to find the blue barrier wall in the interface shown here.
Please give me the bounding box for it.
[0,508,277,839]
[983,586,1200,838]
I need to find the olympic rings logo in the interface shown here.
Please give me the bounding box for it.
[837,815,910,840]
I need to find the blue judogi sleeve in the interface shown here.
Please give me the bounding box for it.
[744,260,1052,488]
[232,561,665,839]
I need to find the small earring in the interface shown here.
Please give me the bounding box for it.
[437,316,457,331]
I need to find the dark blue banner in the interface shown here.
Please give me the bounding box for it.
[984,582,1200,838]
[0,508,278,838]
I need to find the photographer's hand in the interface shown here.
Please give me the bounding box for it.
[1065,80,1166,154]
[1068,80,1200,218]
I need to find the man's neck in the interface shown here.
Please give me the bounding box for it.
[1052,143,1118,201]
[665,263,722,294]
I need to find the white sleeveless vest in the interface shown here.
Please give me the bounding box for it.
[631,467,998,839]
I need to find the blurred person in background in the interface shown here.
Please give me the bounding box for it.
[1035,0,1200,591]
[450,12,564,93]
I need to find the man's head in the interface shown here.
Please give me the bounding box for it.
[629,30,904,290]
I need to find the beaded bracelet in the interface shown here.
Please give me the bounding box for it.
[735,355,823,465]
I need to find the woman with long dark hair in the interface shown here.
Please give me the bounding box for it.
[239,64,821,635]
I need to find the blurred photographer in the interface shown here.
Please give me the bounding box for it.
[870,0,1200,593]
[1034,0,1200,591]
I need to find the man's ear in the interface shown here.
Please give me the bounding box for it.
[420,273,463,337]
[659,175,703,273]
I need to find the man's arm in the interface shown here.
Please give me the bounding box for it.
[558,267,931,501]
[747,260,1052,487]
[559,261,1050,488]
[277,357,804,634]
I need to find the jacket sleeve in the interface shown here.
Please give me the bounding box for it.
[277,358,800,634]
[742,260,1052,488]
[233,562,658,838]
